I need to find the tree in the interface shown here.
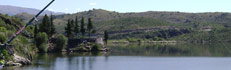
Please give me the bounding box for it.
[55,34,68,51]
[104,30,109,44]
[74,16,80,36]
[35,32,48,52]
[34,25,38,38]
[65,19,75,38]
[39,14,50,34]
[80,17,86,36]
[49,14,56,37]
[87,18,93,38]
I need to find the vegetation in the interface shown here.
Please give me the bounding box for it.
[35,32,48,53]
[55,34,68,51]
[39,14,56,38]
[74,16,80,36]
[49,14,56,37]
[87,18,93,38]
[104,30,108,44]
[80,17,86,36]
[0,34,7,43]
[91,43,103,51]
[65,19,75,38]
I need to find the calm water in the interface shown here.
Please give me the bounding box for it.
[2,43,231,70]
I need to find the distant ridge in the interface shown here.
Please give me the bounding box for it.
[0,5,64,15]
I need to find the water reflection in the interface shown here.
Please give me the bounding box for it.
[2,43,231,70]
[109,43,231,56]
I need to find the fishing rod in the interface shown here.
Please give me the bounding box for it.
[0,0,55,51]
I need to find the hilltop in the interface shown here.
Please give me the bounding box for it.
[49,9,231,33]
[0,5,64,16]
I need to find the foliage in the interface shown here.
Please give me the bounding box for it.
[17,35,29,44]
[65,19,75,38]
[34,25,38,38]
[50,14,56,37]
[25,25,34,35]
[39,14,56,38]
[39,14,50,34]
[1,49,9,58]
[110,29,192,40]
[91,43,103,51]
[35,32,48,53]
[0,27,7,32]
[87,18,93,37]
[80,17,86,36]
[55,34,68,51]
[74,16,80,35]
[104,30,109,44]
[0,34,7,43]
[39,43,48,53]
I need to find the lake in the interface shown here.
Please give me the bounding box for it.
[2,43,231,70]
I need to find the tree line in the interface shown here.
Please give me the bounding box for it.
[65,16,96,38]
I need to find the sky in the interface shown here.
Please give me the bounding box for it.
[0,0,231,13]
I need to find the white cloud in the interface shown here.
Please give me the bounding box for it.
[89,2,97,6]
[64,8,69,11]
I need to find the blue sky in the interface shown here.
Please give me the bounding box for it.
[0,0,230,13]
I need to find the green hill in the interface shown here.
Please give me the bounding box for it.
[15,9,231,42]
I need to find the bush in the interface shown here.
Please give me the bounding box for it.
[39,43,48,53]
[0,34,7,43]
[26,25,34,35]
[1,49,9,57]
[91,43,103,51]
[0,27,7,32]
[35,32,48,53]
[55,34,68,51]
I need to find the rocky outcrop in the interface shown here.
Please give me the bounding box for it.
[5,54,32,66]
[2,45,32,66]
[67,38,109,52]
[13,54,31,65]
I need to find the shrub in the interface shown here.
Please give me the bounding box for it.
[55,34,68,51]
[35,32,48,53]
[0,27,7,32]
[39,43,48,53]
[0,34,7,43]
[26,25,34,35]
[91,43,103,51]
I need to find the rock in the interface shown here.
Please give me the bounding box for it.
[96,38,105,46]
[13,54,32,65]
[5,61,22,66]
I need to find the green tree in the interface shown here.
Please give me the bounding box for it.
[87,18,93,38]
[55,34,68,51]
[35,32,48,53]
[80,17,86,36]
[39,14,50,34]
[65,19,75,38]
[0,34,7,43]
[34,25,38,38]
[74,16,80,36]
[49,14,56,37]
[104,30,109,44]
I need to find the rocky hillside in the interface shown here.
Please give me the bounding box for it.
[0,13,36,65]
[49,9,231,33]
[14,9,231,41]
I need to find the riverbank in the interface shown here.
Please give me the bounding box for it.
[108,40,179,44]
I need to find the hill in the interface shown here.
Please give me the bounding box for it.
[0,5,64,16]
[14,9,231,42]
[51,9,230,33]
